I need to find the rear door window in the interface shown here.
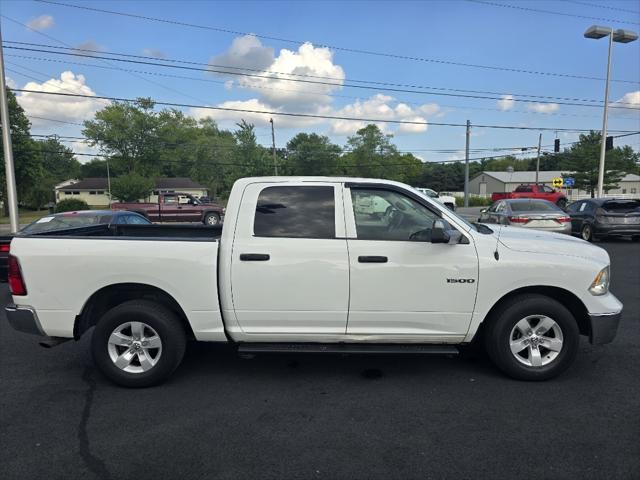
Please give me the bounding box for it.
[254,186,335,239]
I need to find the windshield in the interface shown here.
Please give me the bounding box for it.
[510,201,560,212]
[21,213,111,234]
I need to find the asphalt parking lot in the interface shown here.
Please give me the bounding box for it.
[1,240,638,480]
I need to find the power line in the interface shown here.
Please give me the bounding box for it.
[9,54,640,121]
[467,0,640,25]
[34,0,639,84]
[7,46,640,110]
[8,40,637,106]
[564,0,640,15]
[11,88,639,133]
[0,14,213,105]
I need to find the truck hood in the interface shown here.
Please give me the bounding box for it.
[495,226,609,263]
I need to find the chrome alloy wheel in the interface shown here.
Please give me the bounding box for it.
[206,214,219,225]
[509,315,564,367]
[107,322,162,373]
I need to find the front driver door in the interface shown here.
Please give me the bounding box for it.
[345,185,478,339]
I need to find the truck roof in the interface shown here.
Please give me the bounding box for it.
[234,176,411,188]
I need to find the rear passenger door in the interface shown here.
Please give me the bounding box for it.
[230,182,349,335]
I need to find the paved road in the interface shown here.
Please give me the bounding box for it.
[1,241,638,480]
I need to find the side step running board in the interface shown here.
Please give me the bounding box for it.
[237,343,459,355]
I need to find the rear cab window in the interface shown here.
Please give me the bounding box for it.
[254,186,336,239]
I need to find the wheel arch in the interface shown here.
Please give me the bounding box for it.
[74,283,195,340]
[478,285,591,339]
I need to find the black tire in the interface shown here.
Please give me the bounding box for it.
[91,300,186,387]
[581,223,594,242]
[203,212,220,226]
[483,294,579,381]
[556,198,567,210]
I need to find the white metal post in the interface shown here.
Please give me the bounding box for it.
[464,120,470,207]
[597,29,613,198]
[0,24,20,232]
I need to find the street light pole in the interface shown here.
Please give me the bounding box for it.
[596,29,613,198]
[584,25,638,198]
[535,133,542,184]
[0,24,20,232]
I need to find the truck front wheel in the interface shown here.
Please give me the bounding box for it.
[204,212,220,225]
[483,294,579,381]
[91,300,186,387]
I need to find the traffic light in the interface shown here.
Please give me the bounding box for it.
[606,136,614,151]
[554,139,560,153]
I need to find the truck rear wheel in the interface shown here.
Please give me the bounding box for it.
[204,212,220,225]
[483,294,579,381]
[91,300,186,387]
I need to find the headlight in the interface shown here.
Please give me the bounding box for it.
[589,266,610,296]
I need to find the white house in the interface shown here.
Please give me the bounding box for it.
[56,177,209,207]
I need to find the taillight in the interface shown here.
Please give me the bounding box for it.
[509,216,529,223]
[8,254,27,296]
[595,208,608,223]
[0,243,9,253]
[557,216,571,223]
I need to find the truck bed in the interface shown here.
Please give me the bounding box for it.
[30,223,223,240]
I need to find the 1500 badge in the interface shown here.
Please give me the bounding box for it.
[447,278,476,284]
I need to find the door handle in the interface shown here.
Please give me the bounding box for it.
[358,256,388,263]
[240,253,270,261]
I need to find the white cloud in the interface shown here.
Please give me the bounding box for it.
[212,36,345,110]
[497,95,514,111]
[142,48,166,59]
[6,76,17,89]
[611,90,640,110]
[330,94,436,136]
[527,103,560,113]
[26,15,54,31]
[210,34,275,73]
[16,71,106,126]
[73,40,104,56]
[189,99,320,129]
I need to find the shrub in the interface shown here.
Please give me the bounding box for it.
[55,198,90,213]
[455,196,493,207]
[111,173,154,202]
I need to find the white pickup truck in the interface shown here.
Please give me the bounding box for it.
[6,177,622,387]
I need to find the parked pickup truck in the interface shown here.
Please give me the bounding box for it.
[6,177,622,387]
[491,184,568,209]
[112,192,225,225]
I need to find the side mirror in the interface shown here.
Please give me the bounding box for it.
[431,219,461,244]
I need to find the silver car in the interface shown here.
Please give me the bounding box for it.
[478,199,572,234]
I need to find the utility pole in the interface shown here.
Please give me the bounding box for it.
[464,120,470,207]
[106,159,112,206]
[270,118,277,176]
[535,133,542,184]
[0,24,19,232]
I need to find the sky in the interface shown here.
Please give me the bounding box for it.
[1,0,639,165]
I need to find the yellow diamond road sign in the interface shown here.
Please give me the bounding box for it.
[552,178,564,188]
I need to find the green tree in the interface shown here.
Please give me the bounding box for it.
[110,173,154,202]
[83,98,160,175]
[561,131,629,197]
[80,158,110,178]
[0,89,43,214]
[286,133,341,176]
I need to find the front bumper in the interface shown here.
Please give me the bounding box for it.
[588,311,621,345]
[6,304,45,336]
